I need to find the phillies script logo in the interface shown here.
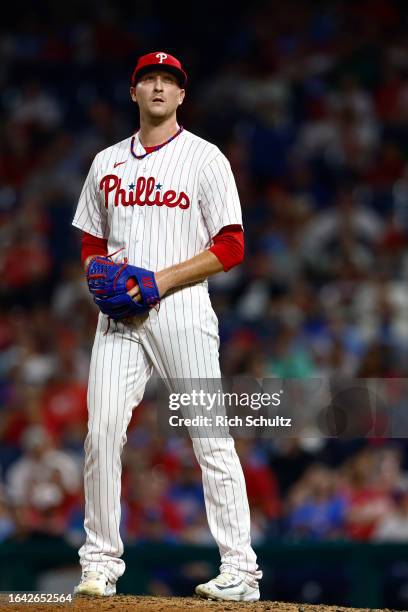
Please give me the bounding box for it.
[100,175,190,210]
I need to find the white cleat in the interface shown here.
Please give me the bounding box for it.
[195,572,260,602]
[74,571,116,596]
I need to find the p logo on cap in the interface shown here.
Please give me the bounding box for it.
[131,51,187,87]
[156,53,168,63]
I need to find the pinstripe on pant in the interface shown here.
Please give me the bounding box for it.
[79,286,262,587]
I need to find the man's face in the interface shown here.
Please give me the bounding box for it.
[130,70,185,121]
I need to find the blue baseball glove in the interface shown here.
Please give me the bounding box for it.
[86,255,160,320]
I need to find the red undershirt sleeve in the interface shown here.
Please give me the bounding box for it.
[82,226,244,272]
[209,224,244,272]
[81,231,108,265]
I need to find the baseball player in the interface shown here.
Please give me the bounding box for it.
[72,51,262,602]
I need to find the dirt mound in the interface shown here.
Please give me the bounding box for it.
[0,595,391,612]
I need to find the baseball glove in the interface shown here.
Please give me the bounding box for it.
[87,255,160,320]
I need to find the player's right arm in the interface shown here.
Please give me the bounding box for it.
[72,153,109,270]
[81,232,108,271]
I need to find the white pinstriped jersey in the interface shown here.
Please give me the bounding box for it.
[72,129,242,271]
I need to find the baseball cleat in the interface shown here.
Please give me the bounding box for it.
[74,571,116,596]
[195,572,260,602]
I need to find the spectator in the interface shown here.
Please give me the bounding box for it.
[0,485,15,542]
[342,448,394,541]
[236,439,281,523]
[268,438,317,498]
[124,468,184,543]
[6,425,81,536]
[373,491,408,541]
[285,464,347,540]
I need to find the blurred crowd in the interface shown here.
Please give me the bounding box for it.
[2,417,408,547]
[2,0,408,547]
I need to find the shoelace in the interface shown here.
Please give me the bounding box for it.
[83,571,104,580]
[213,573,237,585]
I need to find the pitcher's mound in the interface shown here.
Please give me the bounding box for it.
[0,595,391,612]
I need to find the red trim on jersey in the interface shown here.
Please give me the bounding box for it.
[131,126,184,160]
[209,225,244,272]
[81,232,108,265]
[143,145,159,153]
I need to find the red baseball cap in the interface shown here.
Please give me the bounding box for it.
[131,52,187,88]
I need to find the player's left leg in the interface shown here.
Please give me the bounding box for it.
[142,288,262,596]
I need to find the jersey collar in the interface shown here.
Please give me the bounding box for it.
[130,126,184,160]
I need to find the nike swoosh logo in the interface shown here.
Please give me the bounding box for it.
[215,580,243,590]
[114,160,127,168]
